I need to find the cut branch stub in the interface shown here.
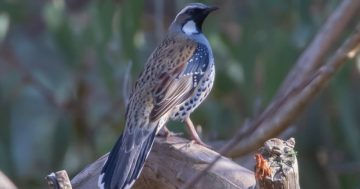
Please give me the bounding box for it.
[255,138,300,189]
[46,170,72,189]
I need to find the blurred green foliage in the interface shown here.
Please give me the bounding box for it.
[0,0,359,188]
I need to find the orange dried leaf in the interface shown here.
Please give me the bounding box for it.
[254,153,271,180]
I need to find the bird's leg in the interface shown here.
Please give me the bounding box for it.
[157,126,170,137]
[184,117,210,147]
[157,126,183,137]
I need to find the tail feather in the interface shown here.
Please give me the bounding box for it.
[98,129,157,189]
[129,132,154,180]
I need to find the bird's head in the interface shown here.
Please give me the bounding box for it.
[170,3,218,35]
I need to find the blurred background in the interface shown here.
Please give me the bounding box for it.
[0,0,360,188]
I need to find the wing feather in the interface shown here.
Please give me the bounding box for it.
[149,38,210,121]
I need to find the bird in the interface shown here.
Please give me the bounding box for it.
[98,3,218,189]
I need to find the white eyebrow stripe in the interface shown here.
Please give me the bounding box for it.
[173,4,207,21]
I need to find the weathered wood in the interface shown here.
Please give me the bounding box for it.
[254,138,300,189]
[46,170,72,189]
[70,136,255,189]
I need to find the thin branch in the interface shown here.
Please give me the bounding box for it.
[0,47,64,109]
[276,0,360,98]
[229,22,360,158]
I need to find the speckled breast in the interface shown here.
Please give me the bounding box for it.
[171,64,215,121]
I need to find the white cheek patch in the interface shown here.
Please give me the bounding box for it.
[182,20,199,35]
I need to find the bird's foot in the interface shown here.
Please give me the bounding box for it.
[178,140,194,149]
[184,117,212,149]
[191,138,212,149]
[178,139,212,149]
[159,131,183,137]
[168,131,184,137]
[157,127,183,138]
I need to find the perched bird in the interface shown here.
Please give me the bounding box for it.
[98,3,218,189]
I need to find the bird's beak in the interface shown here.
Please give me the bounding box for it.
[207,6,219,13]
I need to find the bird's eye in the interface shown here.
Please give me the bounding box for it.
[187,8,202,15]
[186,9,195,14]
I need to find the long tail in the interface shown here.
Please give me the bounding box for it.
[98,129,157,189]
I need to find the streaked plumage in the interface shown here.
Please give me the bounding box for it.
[98,3,217,189]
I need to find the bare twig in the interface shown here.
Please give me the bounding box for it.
[0,47,64,109]
[276,0,360,98]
